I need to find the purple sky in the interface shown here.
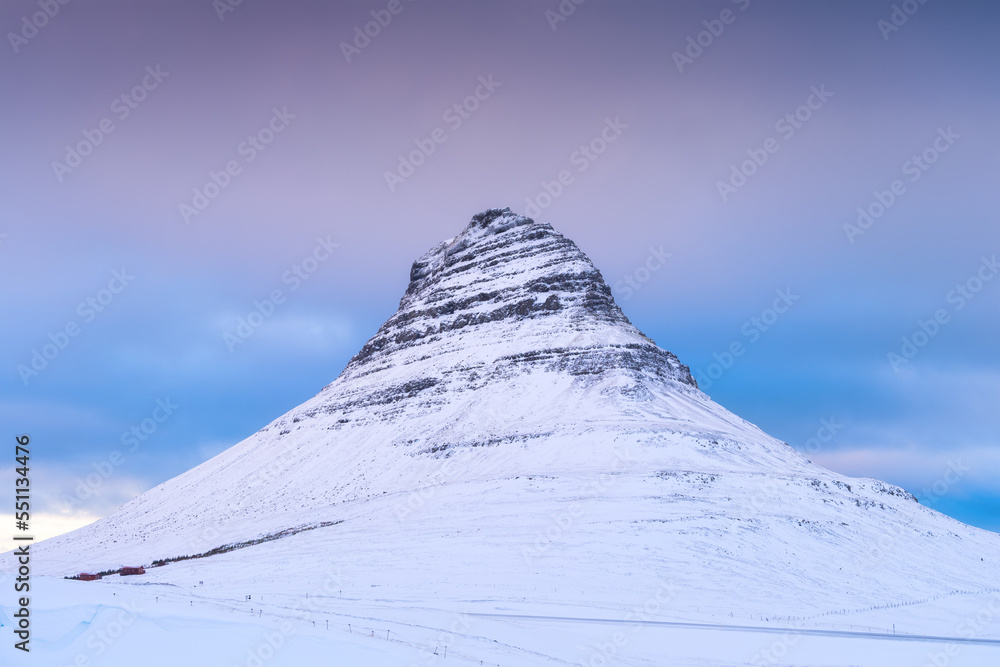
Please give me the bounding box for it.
[1,0,998,546]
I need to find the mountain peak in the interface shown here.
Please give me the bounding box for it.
[405,206,535,288]
[343,208,696,392]
[23,208,1000,630]
[469,205,531,231]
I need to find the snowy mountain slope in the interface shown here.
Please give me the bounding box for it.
[12,208,1000,631]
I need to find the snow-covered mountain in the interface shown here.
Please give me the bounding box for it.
[23,208,1000,621]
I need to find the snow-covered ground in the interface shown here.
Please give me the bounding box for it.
[6,458,998,665]
[2,572,998,666]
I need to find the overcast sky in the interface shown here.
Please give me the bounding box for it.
[1,0,998,548]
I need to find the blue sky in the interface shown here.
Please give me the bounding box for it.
[1,0,997,543]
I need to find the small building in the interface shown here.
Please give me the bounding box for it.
[120,566,145,576]
[79,573,101,581]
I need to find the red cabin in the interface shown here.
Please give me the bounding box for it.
[120,566,145,576]
[79,573,101,581]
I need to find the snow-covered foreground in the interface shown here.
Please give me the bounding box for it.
[5,470,999,665]
[2,573,999,667]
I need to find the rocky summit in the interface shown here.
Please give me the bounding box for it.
[319,207,695,418]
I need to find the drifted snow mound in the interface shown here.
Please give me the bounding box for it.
[17,208,999,617]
